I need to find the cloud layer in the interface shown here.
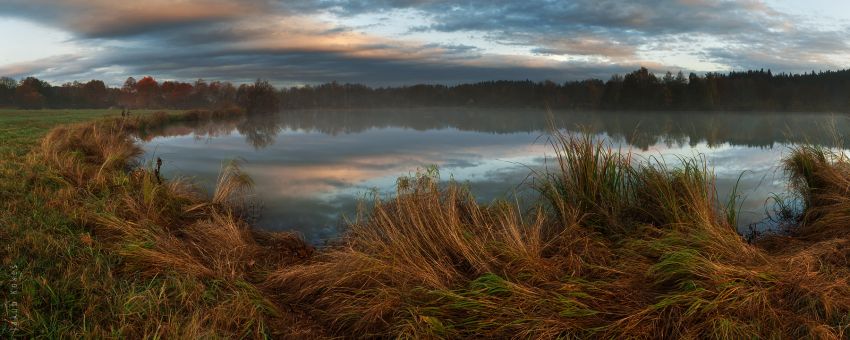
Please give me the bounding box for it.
[1,0,849,85]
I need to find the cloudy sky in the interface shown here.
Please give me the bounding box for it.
[1,0,849,86]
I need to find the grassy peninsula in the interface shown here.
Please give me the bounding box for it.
[3,109,850,338]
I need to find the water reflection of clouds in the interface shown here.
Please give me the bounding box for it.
[142,110,850,244]
[247,131,550,200]
[628,140,792,228]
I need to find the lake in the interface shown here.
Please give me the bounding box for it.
[140,108,850,244]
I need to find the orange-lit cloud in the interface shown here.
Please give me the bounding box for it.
[246,142,548,196]
[4,0,263,36]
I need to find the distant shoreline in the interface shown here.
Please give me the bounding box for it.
[5,67,850,112]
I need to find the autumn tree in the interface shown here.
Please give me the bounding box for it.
[135,76,161,108]
[161,81,194,108]
[83,80,108,108]
[208,81,237,108]
[119,77,137,108]
[237,79,279,113]
[14,77,49,109]
[0,77,16,106]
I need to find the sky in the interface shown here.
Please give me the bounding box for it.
[1,0,849,86]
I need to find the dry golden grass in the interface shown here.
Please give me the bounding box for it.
[268,133,850,338]
[13,110,324,338]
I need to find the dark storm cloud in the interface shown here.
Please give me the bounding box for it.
[320,0,786,37]
[1,0,848,84]
[145,53,625,85]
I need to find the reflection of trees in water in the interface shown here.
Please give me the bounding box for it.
[236,113,282,149]
[137,115,243,142]
[144,113,281,149]
[277,109,850,150]
[152,109,850,150]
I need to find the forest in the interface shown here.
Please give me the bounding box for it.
[2,67,850,111]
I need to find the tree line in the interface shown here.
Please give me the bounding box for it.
[0,76,278,112]
[3,67,850,111]
[279,68,850,111]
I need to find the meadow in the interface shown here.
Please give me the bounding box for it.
[3,109,850,338]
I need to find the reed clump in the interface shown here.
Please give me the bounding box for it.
[269,132,850,338]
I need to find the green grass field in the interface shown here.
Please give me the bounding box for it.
[0,109,181,156]
[0,109,120,337]
[0,109,236,338]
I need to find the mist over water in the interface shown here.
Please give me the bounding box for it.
[140,109,850,244]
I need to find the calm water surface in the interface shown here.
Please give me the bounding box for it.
[140,108,850,244]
